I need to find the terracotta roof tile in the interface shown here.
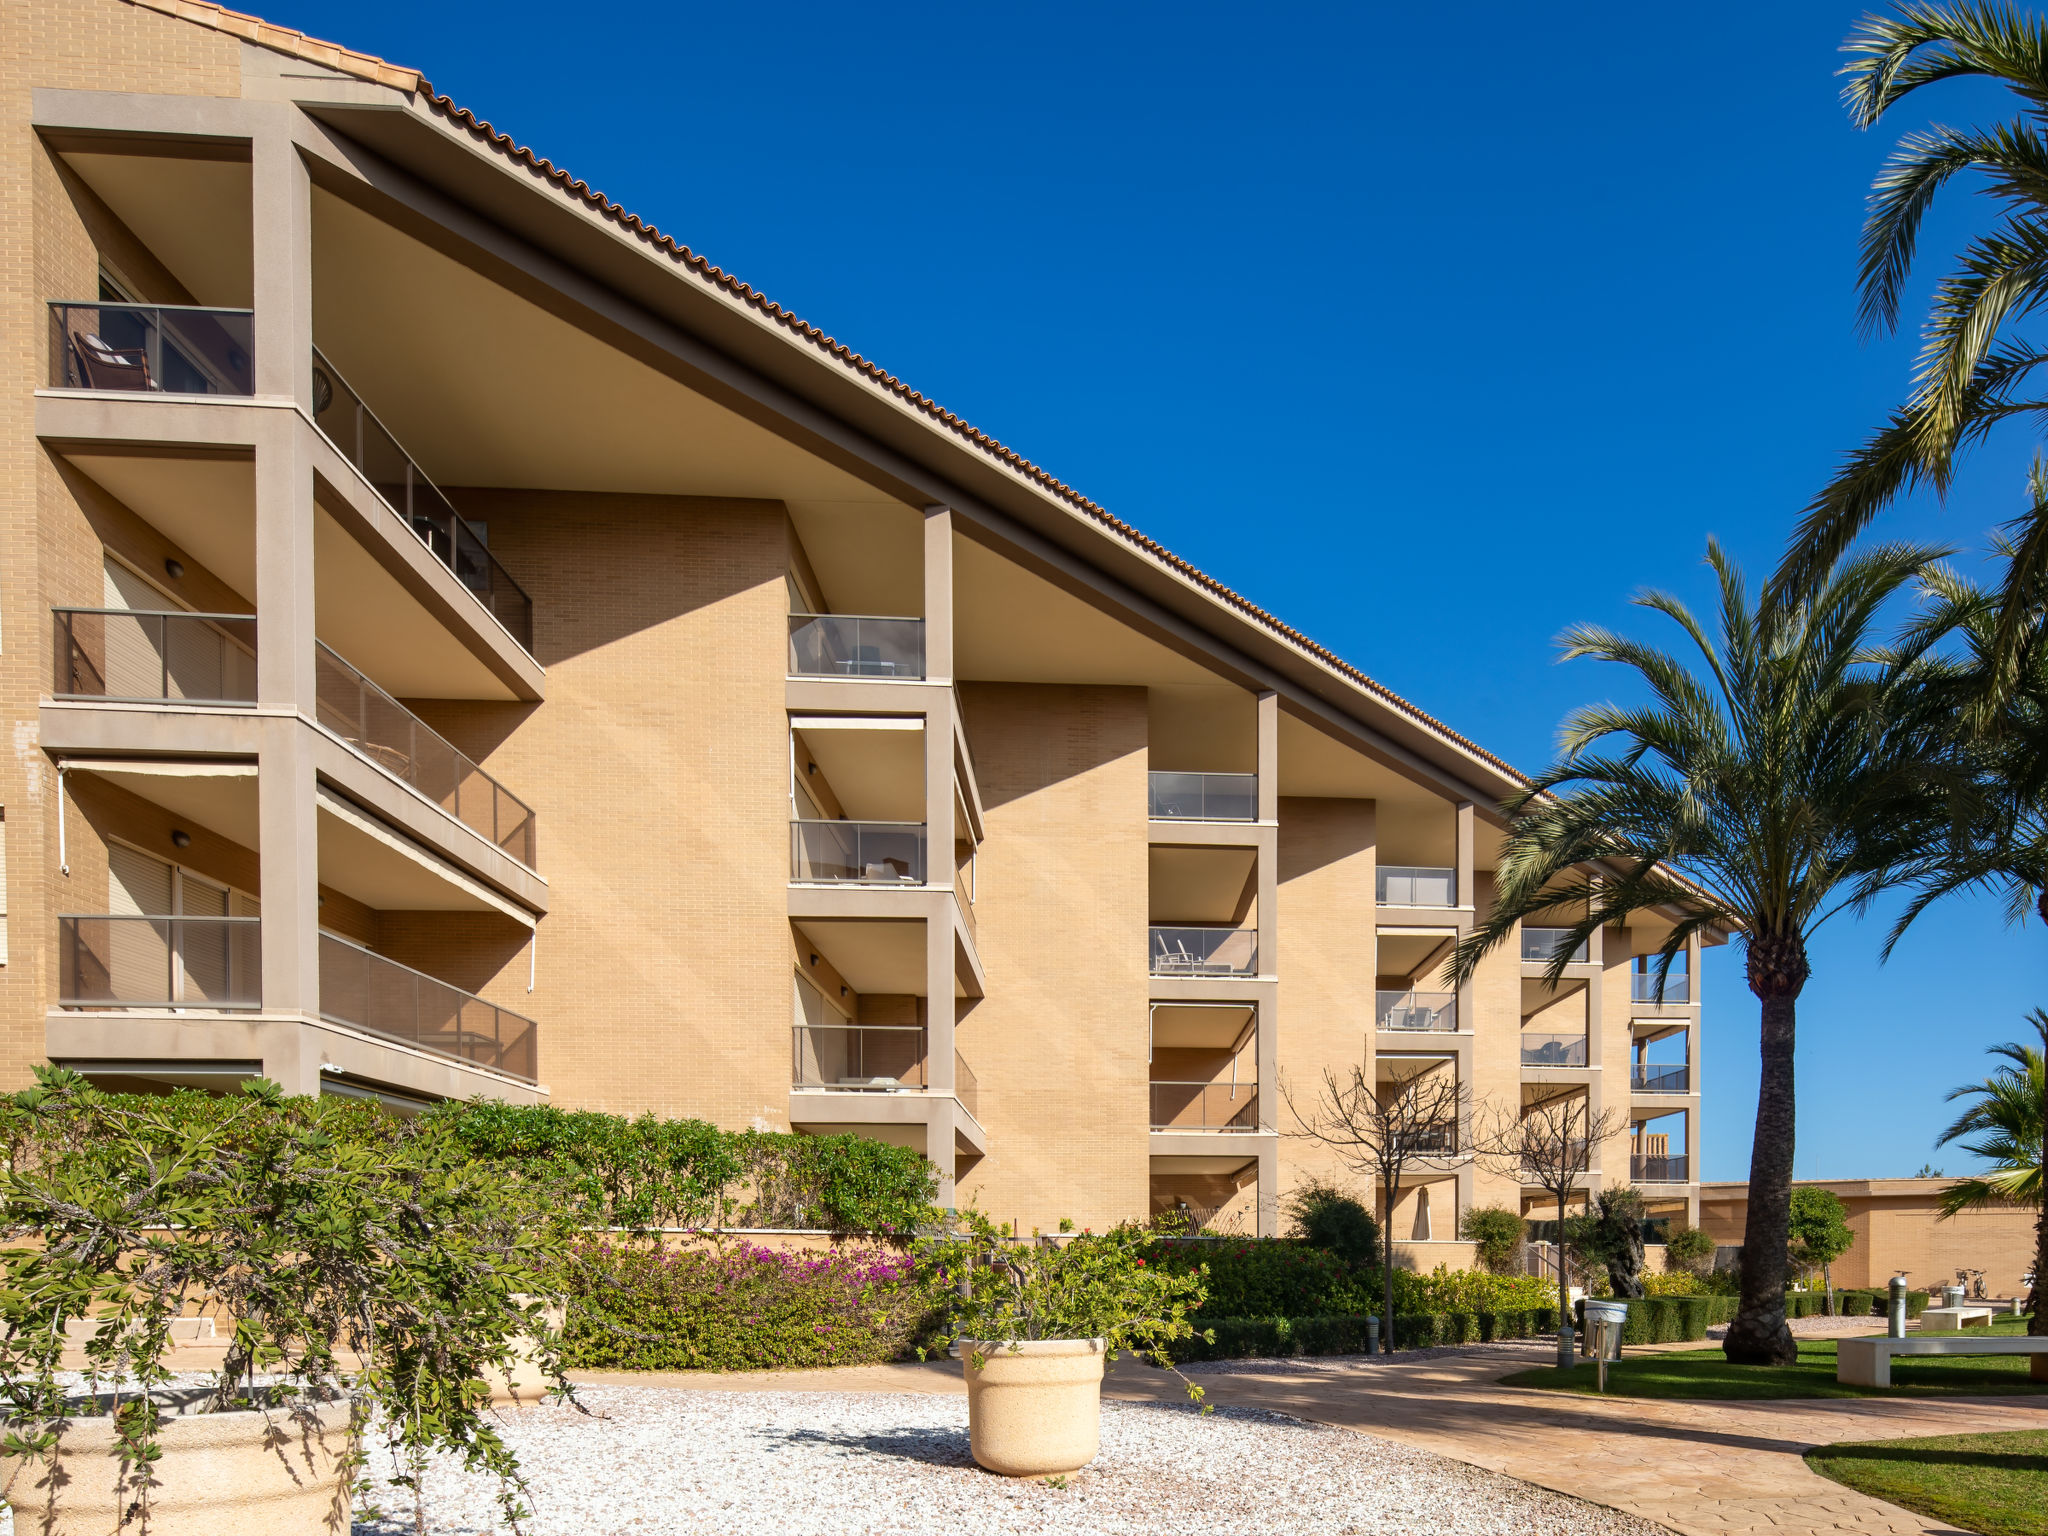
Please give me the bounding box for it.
[124,0,425,91]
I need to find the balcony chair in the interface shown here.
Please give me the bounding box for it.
[70,331,154,391]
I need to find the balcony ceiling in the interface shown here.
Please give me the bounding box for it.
[1378,929,1456,984]
[794,917,966,998]
[60,152,254,307]
[1150,1003,1254,1051]
[1148,845,1256,926]
[791,721,923,824]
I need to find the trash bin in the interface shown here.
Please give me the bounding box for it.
[1942,1284,1966,1308]
[1583,1299,1628,1362]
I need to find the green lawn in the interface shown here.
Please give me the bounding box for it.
[1501,1320,2048,1401]
[1807,1430,2048,1536]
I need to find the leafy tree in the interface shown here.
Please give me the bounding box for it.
[1933,1010,2046,1334]
[1453,541,1962,1363]
[1282,1178,1381,1270]
[1663,1221,1718,1276]
[1584,1187,1651,1300]
[1786,1187,1858,1313]
[1459,1204,1527,1275]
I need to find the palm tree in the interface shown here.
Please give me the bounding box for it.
[1453,540,1960,1364]
[1773,2,2048,683]
[1933,1011,2046,1333]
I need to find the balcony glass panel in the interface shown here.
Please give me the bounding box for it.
[1377,866,1455,906]
[1148,925,1258,976]
[955,1049,979,1119]
[790,821,927,883]
[1631,972,1691,1003]
[1632,1063,1690,1093]
[1631,1154,1689,1183]
[1400,1124,1459,1155]
[53,608,256,704]
[1520,927,1590,964]
[787,614,925,679]
[1150,1081,1260,1131]
[792,1024,927,1090]
[1375,990,1457,1032]
[1521,1031,1589,1067]
[315,642,537,868]
[1147,772,1257,822]
[58,915,260,1009]
[309,348,534,652]
[49,302,253,395]
[1522,1137,1591,1177]
[318,933,537,1083]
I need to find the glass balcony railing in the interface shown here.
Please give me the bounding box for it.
[787,614,925,679]
[1377,865,1455,906]
[309,348,533,652]
[1631,972,1691,1004]
[1521,1138,1591,1178]
[1631,1154,1689,1183]
[955,1049,979,1119]
[1521,1031,1589,1067]
[1520,927,1590,965]
[52,608,256,704]
[1150,1081,1260,1132]
[1398,1124,1459,1155]
[1375,990,1457,1032]
[1148,925,1258,976]
[318,934,537,1083]
[1632,1063,1691,1093]
[49,302,253,395]
[1147,772,1257,822]
[791,821,926,884]
[792,1023,927,1091]
[58,915,261,1010]
[315,642,537,868]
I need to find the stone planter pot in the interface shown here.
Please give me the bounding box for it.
[1,1400,355,1536]
[959,1337,1106,1478]
[487,1299,567,1407]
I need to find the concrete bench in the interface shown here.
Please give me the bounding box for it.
[1837,1334,2048,1388]
[1921,1306,1998,1330]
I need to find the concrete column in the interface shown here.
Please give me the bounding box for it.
[1255,1141,1278,1237]
[251,117,312,408]
[1454,800,1474,910]
[256,713,320,1030]
[925,1085,958,1210]
[922,506,953,684]
[1255,691,1278,821]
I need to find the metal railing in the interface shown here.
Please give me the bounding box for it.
[52,608,257,704]
[792,1023,926,1090]
[1149,925,1258,976]
[1631,972,1691,1004]
[1632,1063,1691,1093]
[787,614,925,679]
[1375,989,1457,1032]
[1399,1125,1459,1155]
[309,347,533,652]
[1147,772,1257,822]
[790,821,927,883]
[315,642,537,868]
[1632,1154,1689,1183]
[955,1050,979,1119]
[318,934,537,1083]
[58,915,261,1009]
[1377,865,1456,906]
[1521,1138,1592,1179]
[49,302,254,395]
[1521,927,1590,964]
[1521,1031,1589,1067]
[1150,1081,1260,1131]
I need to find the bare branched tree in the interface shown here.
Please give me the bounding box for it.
[1283,1062,1466,1352]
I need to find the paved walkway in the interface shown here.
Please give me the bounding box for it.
[568,1345,2048,1536]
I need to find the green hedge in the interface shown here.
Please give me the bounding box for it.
[1575,1294,1739,1343]
[1828,1288,1930,1319]
[1144,1238,1371,1317]
[1168,1307,1563,1362]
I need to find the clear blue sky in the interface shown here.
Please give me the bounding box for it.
[261,0,2048,1182]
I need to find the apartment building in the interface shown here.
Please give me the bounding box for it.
[1,0,1725,1240]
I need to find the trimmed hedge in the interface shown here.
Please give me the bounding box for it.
[1827,1287,1930,1319]
[1576,1294,1739,1344]
[1145,1238,1371,1317]
[1169,1307,1563,1362]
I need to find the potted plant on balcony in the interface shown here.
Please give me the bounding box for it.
[919,1210,1209,1478]
[0,1069,576,1535]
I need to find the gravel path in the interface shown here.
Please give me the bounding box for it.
[351,1387,1672,1535]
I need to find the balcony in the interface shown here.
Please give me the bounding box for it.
[1521,1031,1589,1067]
[1147,772,1256,822]
[1149,925,1258,977]
[1400,1125,1459,1155]
[955,1050,979,1120]
[58,915,261,1009]
[1632,1153,1689,1183]
[318,934,536,1083]
[315,643,537,868]
[1521,927,1590,964]
[793,1023,927,1090]
[1631,972,1691,1004]
[1150,1081,1260,1132]
[1375,990,1457,1032]
[53,608,256,704]
[309,348,533,652]
[1632,1063,1690,1093]
[1521,1139,1592,1179]
[1377,866,1455,906]
[787,614,924,679]
[49,301,253,395]
[790,821,926,884]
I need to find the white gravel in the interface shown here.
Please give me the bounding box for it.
[350,1387,1670,1535]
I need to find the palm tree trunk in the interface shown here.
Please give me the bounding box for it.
[1725,989,1800,1364]
[2033,1133,2046,1338]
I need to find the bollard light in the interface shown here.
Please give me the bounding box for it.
[1887,1274,1908,1339]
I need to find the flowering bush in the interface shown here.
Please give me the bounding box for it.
[564,1240,947,1371]
[1392,1265,1556,1313]
[1144,1237,1372,1317]
[1640,1268,1709,1296]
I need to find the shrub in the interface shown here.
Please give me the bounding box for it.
[1145,1237,1371,1317]
[1169,1306,1563,1362]
[1394,1264,1555,1313]
[1459,1205,1526,1274]
[1283,1180,1380,1269]
[1663,1222,1717,1275]
[565,1240,945,1371]
[1576,1294,1738,1344]
[1641,1268,1708,1296]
